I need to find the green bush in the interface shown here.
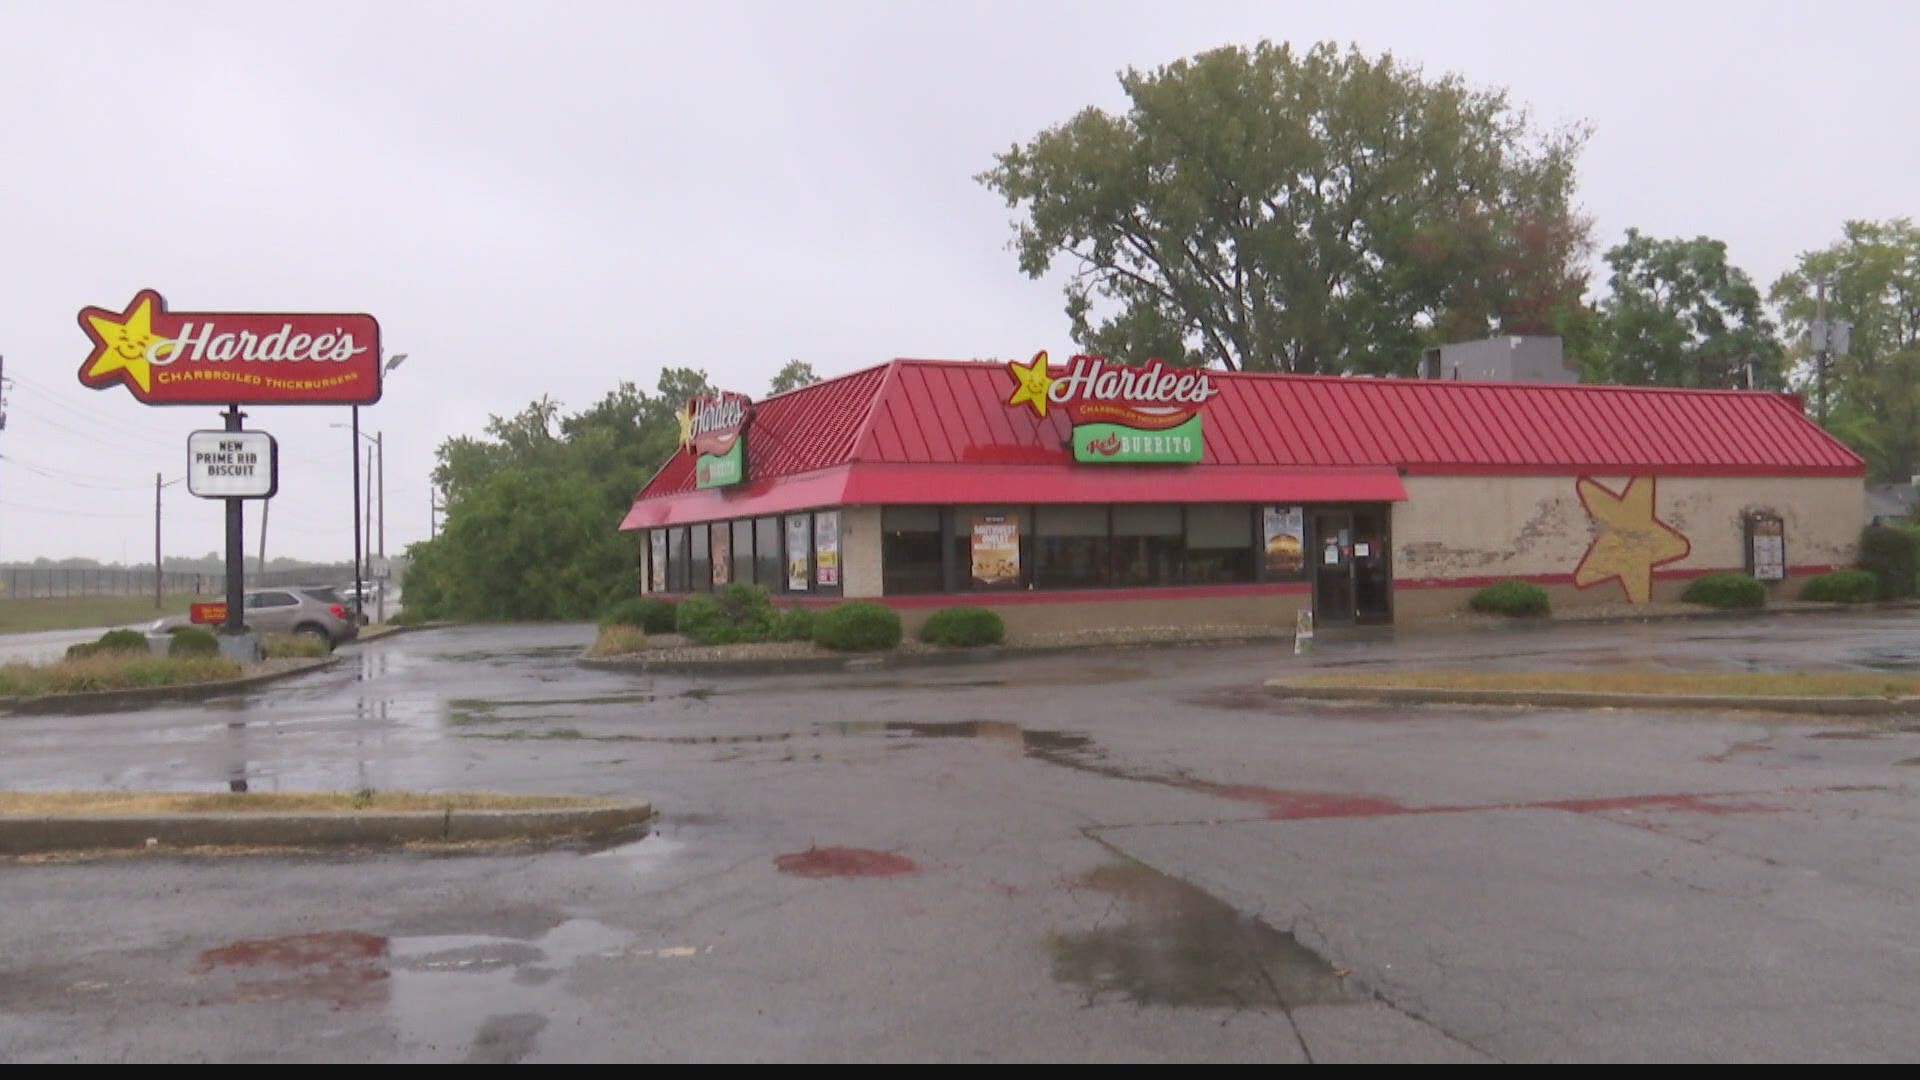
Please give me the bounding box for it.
[1680,573,1767,609]
[673,585,775,646]
[263,634,331,659]
[168,627,221,657]
[96,628,151,652]
[1468,581,1550,617]
[770,607,816,642]
[918,606,1005,647]
[1800,569,1879,604]
[601,596,678,634]
[812,602,902,652]
[1859,525,1920,600]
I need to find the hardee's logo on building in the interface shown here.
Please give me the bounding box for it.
[78,289,382,406]
[1005,351,1217,463]
[679,391,753,489]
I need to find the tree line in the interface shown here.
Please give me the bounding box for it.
[407,40,1915,621]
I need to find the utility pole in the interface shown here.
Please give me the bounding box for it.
[375,431,386,625]
[154,472,162,608]
[1816,279,1829,424]
[258,500,269,589]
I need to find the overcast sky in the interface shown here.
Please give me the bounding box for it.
[0,0,1913,566]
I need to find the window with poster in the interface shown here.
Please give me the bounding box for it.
[813,510,842,595]
[1260,506,1307,581]
[784,514,812,593]
[649,531,667,594]
[959,507,1026,591]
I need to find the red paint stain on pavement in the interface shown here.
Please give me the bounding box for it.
[1514,792,1777,816]
[1194,784,1411,821]
[775,846,919,878]
[195,930,390,1009]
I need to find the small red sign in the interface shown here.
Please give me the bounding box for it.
[190,602,228,625]
[78,289,382,406]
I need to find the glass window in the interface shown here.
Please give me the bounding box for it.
[1036,505,1109,589]
[883,506,944,595]
[667,527,689,592]
[1112,504,1183,587]
[731,520,755,586]
[689,523,711,592]
[1260,506,1308,581]
[711,521,733,587]
[784,515,813,592]
[1185,504,1254,584]
[955,506,1027,591]
[754,517,782,590]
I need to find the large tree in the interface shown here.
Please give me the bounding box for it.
[979,41,1591,373]
[1591,230,1781,389]
[1771,219,1920,481]
[768,360,820,395]
[405,367,713,620]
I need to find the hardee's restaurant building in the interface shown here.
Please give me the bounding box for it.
[622,354,1866,635]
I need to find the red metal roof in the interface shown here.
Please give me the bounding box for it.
[623,359,1863,529]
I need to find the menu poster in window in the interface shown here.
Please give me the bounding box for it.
[649,531,667,593]
[786,516,811,591]
[970,513,1021,588]
[1262,506,1305,577]
[710,524,731,587]
[1750,513,1786,581]
[814,511,840,587]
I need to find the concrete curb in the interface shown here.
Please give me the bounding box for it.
[0,655,342,716]
[0,798,653,855]
[1264,679,1920,716]
[580,632,1292,676]
[348,621,452,645]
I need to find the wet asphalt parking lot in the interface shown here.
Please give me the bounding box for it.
[4,612,1920,1062]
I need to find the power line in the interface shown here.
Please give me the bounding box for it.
[0,452,168,490]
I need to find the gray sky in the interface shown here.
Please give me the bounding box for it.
[1,0,1913,565]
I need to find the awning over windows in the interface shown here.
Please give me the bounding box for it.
[619,463,1406,529]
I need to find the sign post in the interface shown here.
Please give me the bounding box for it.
[221,406,247,638]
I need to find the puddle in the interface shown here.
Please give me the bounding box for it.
[1050,861,1363,1010]
[774,846,919,878]
[1808,730,1885,740]
[1896,758,1920,767]
[1848,647,1920,671]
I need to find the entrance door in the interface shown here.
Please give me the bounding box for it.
[1311,510,1355,624]
[1351,507,1393,624]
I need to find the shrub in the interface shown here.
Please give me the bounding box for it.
[1681,573,1767,609]
[96,628,150,653]
[918,606,1005,647]
[0,654,242,698]
[1468,581,1550,617]
[674,584,775,645]
[1799,569,1878,604]
[589,624,650,657]
[601,596,677,634]
[812,602,902,652]
[168,627,221,657]
[1858,525,1920,600]
[263,634,331,659]
[770,607,816,642]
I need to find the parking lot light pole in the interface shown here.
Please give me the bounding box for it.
[338,353,405,624]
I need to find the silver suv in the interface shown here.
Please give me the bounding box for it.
[151,587,360,647]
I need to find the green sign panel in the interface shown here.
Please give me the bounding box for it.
[1071,415,1203,464]
[696,437,745,488]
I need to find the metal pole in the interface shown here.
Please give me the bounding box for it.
[258,499,269,588]
[376,431,386,625]
[223,405,246,636]
[352,404,364,622]
[154,472,162,609]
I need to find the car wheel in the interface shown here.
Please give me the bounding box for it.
[294,624,334,650]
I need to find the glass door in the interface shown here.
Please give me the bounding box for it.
[1311,510,1355,624]
[1351,506,1393,624]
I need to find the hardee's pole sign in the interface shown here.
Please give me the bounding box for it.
[1005,350,1218,463]
[678,391,753,489]
[77,289,382,405]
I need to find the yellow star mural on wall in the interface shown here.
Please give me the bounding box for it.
[1573,476,1691,604]
[1005,350,1054,418]
[79,291,168,394]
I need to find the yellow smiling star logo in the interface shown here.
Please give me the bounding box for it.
[1005,350,1054,418]
[676,402,696,449]
[78,290,171,395]
[1573,476,1692,604]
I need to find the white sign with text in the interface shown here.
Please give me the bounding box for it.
[187,429,278,499]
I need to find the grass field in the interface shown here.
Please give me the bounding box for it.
[0,595,199,635]
[0,791,621,815]
[1285,669,1920,699]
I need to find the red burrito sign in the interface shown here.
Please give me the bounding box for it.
[190,602,228,625]
[77,289,382,405]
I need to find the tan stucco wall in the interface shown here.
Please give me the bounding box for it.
[1392,473,1865,612]
[839,505,884,599]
